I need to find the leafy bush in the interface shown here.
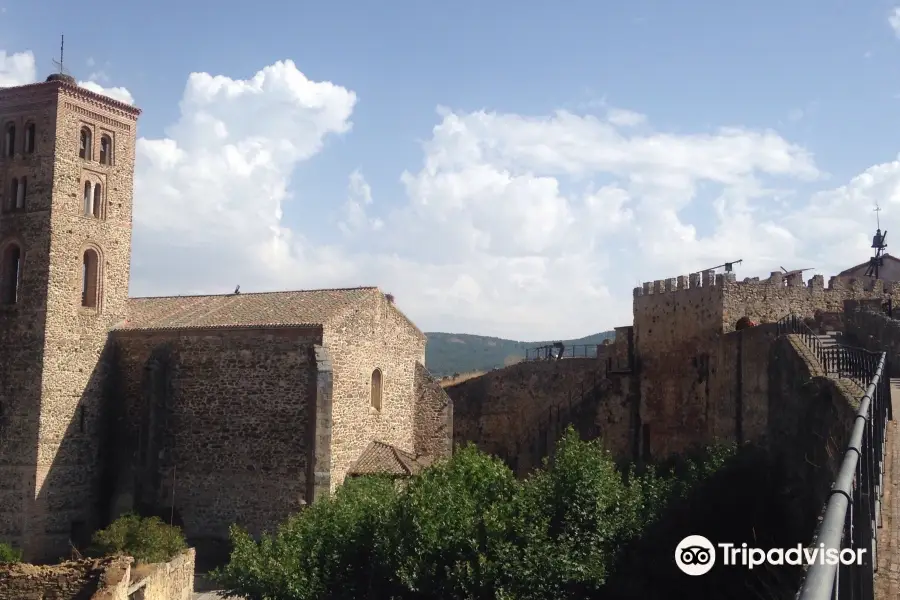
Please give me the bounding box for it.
[213,429,746,600]
[90,513,187,564]
[0,542,22,563]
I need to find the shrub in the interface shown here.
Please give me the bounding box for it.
[0,542,22,563]
[90,513,187,564]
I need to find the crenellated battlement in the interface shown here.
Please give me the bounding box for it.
[634,271,900,298]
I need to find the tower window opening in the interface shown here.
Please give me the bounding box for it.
[24,123,35,154]
[79,127,92,160]
[16,177,26,209]
[370,368,383,411]
[83,181,93,216]
[8,178,17,211]
[99,135,112,165]
[82,249,99,308]
[4,124,14,157]
[0,244,22,305]
[92,183,102,218]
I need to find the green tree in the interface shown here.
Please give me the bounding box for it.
[90,513,187,564]
[0,542,22,563]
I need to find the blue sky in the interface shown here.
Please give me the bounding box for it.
[3,1,900,339]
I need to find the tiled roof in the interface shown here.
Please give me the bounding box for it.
[838,253,900,277]
[115,287,378,331]
[0,78,141,116]
[347,441,431,477]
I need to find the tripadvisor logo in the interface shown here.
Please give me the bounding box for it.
[675,535,866,576]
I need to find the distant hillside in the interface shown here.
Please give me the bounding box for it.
[424,331,615,377]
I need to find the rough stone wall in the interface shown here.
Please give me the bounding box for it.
[323,291,427,489]
[765,335,861,533]
[413,362,453,460]
[448,357,634,474]
[0,555,132,600]
[632,270,893,459]
[844,303,900,377]
[112,327,319,543]
[0,82,58,560]
[127,549,194,600]
[0,81,141,561]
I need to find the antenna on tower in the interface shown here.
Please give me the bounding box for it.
[51,34,70,76]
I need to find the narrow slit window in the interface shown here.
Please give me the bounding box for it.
[83,181,93,216]
[99,135,111,165]
[24,123,35,154]
[8,178,17,211]
[4,124,15,157]
[81,249,99,308]
[79,127,92,160]
[92,183,102,218]
[0,244,21,305]
[16,177,25,209]
[370,368,383,411]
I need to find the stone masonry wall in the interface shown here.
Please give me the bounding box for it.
[0,83,58,559]
[0,555,132,600]
[632,269,892,460]
[127,548,194,600]
[0,80,141,561]
[449,358,611,465]
[844,304,900,377]
[112,327,320,543]
[323,291,427,489]
[413,362,453,460]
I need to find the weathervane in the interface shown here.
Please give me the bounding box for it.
[51,34,70,76]
[865,202,888,279]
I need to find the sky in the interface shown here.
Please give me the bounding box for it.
[2,1,900,341]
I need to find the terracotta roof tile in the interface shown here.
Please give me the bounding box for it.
[347,441,429,477]
[116,287,378,331]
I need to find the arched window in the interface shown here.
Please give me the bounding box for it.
[24,123,35,154]
[92,183,102,218]
[370,368,383,411]
[99,135,112,165]
[16,177,25,209]
[79,127,92,160]
[8,178,17,211]
[81,248,100,308]
[83,181,93,216]
[0,243,21,305]
[4,124,14,157]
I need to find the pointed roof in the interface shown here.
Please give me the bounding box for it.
[115,287,378,331]
[346,441,433,477]
[837,253,900,277]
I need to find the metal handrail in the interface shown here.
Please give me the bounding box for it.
[789,330,891,599]
[524,343,600,361]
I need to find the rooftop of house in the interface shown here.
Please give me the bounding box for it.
[114,287,383,332]
[837,253,900,279]
[347,440,433,477]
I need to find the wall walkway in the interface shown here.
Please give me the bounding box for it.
[876,381,900,599]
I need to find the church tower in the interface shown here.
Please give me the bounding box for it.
[0,72,140,560]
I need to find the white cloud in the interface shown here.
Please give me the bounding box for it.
[0,49,35,87]
[2,45,898,339]
[77,80,134,105]
[607,108,647,127]
[890,8,900,38]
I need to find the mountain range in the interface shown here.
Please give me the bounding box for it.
[423,331,615,377]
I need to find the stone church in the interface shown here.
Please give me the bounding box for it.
[0,73,452,562]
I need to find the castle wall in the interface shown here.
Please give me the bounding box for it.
[323,292,428,489]
[112,327,319,543]
[448,354,638,475]
[0,555,132,600]
[631,270,895,459]
[413,362,453,460]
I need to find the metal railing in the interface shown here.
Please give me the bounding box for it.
[524,343,600,361]
[776,315,881,390]
[781,317,892,600]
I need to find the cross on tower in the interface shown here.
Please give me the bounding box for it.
[875,202,883,230]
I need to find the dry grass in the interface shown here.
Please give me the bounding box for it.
[439,370,486,388]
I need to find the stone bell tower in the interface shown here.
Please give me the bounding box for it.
[0,72,140,560]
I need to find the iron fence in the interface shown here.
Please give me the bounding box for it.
[524,343,600,361]
[778,315,893,600]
